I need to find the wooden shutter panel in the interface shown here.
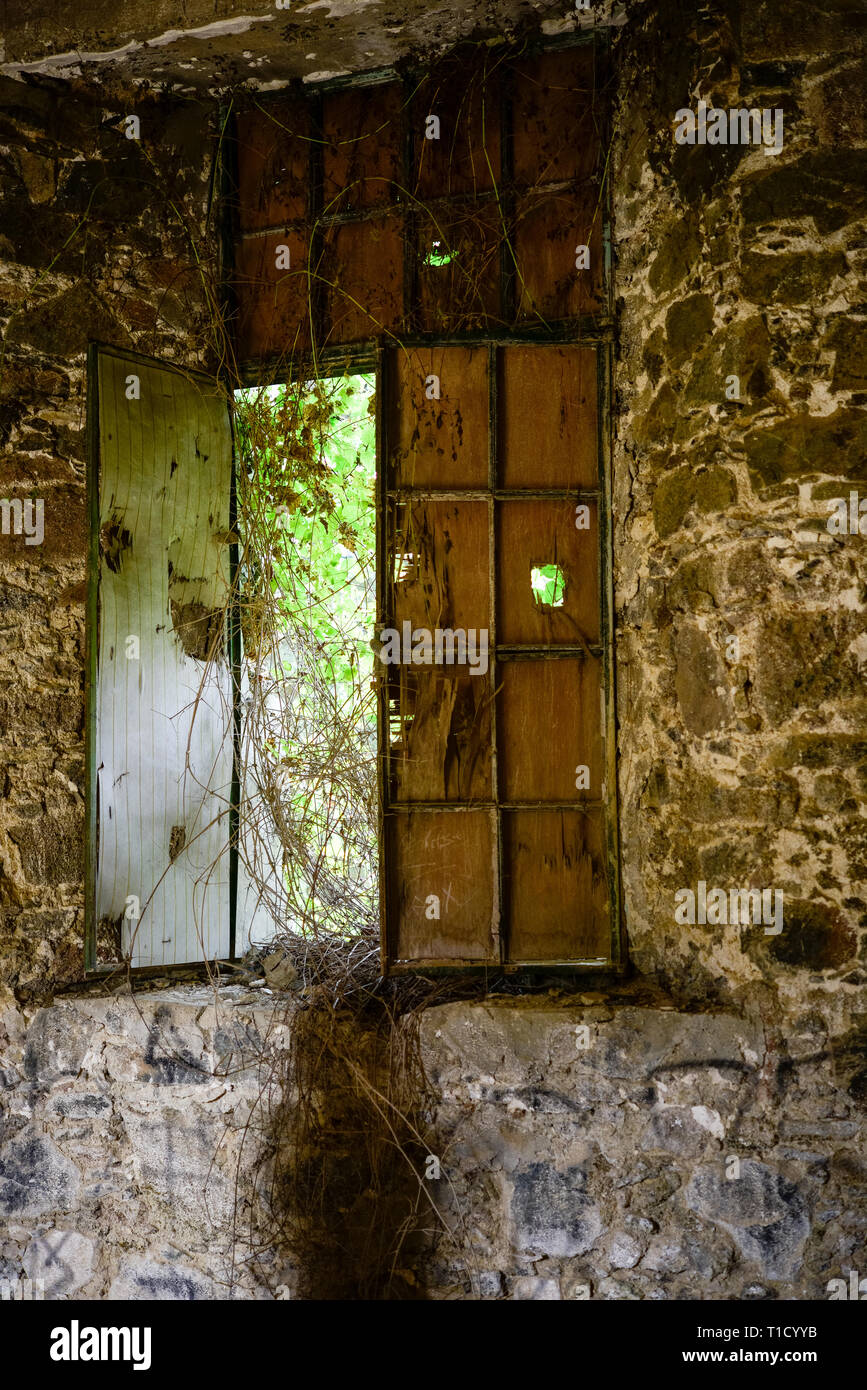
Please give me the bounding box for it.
[89,346,234,968]
[382,343,615,969]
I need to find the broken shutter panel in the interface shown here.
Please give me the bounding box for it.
[232,43,608,357]
[382,343,613,969]
[93,346,234,968]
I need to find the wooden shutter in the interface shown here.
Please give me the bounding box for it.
[88,346,234,969]
[381,343,615,968]
[230,38,621,972]
[231,43,608,358]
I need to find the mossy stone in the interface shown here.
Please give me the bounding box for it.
[741,250,848,307]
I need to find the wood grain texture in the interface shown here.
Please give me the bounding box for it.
[503,809,609,961]
[235,95,310,232]
[388,809,498,961]
[235,231,312,360]
[322,83,403,214]
[497,657,603,802]
[388,345,489,490]
[513,193,604,323]
[511,46,600,188]
[499,346,598,489]
[323,213,404,346]
[410,52,502,199]
[95,350,233,968]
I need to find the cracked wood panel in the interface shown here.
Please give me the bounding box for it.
[503,809,610,962]
[390,496,490,634]
[387,344,489,490]
[387,496,492,805]
[415,200,503,335]
[387,809,498,962]
[390,667,493,802]
[496,498,600,646]
[497,656,603,802]
[95,349,233,967]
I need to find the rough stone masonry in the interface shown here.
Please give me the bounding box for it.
[0,0,865,1300]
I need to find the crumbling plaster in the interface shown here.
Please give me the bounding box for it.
[1,0,623,92]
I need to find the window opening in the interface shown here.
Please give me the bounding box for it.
[530,563,566,608]
[423,240,458,267]
[232,373,379,948]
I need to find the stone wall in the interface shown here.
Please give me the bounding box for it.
[611,0,867,1050]
[2,984,863,1299]
[0,74,220,996]
[1,0,865,1301]
[419,990,864,1299]
[0,986,283,1299]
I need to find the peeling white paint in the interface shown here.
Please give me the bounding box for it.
[0,14,274,78]
[297,0,381,16]
[142,15,277,49]
[302,69,352,83]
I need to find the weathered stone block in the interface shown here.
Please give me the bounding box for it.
[510,1275,560,1300]
[665,292,715,366]
[685,1161,810,1278]
[24,1006,91,1083]
[46,1092,110,1119]
[8,813,83,887]
[741,250,848,307]
[22,1229,94,1297]
[685,315,771,409]
[509,1163,602,1258]
[648,214,702,295]
[745,408,867,488]
[108,1256,219,1301]
[764,900,857,971]
[0,1128,80,1217]
[120,1105,233,1223]
[753,613,861,723]
[673,621,732,736]
[653,466,737,538]
[825,314,867,393]
[644,1106,720,1157]
[607,1231,642,1269]
[741,151,867,234]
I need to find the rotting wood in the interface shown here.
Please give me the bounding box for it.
[93,347,233,969]
[231,39,620,971]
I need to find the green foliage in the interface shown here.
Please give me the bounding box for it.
[233,374,378,938]
[423,239,458,266]
[530,562,565,607]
